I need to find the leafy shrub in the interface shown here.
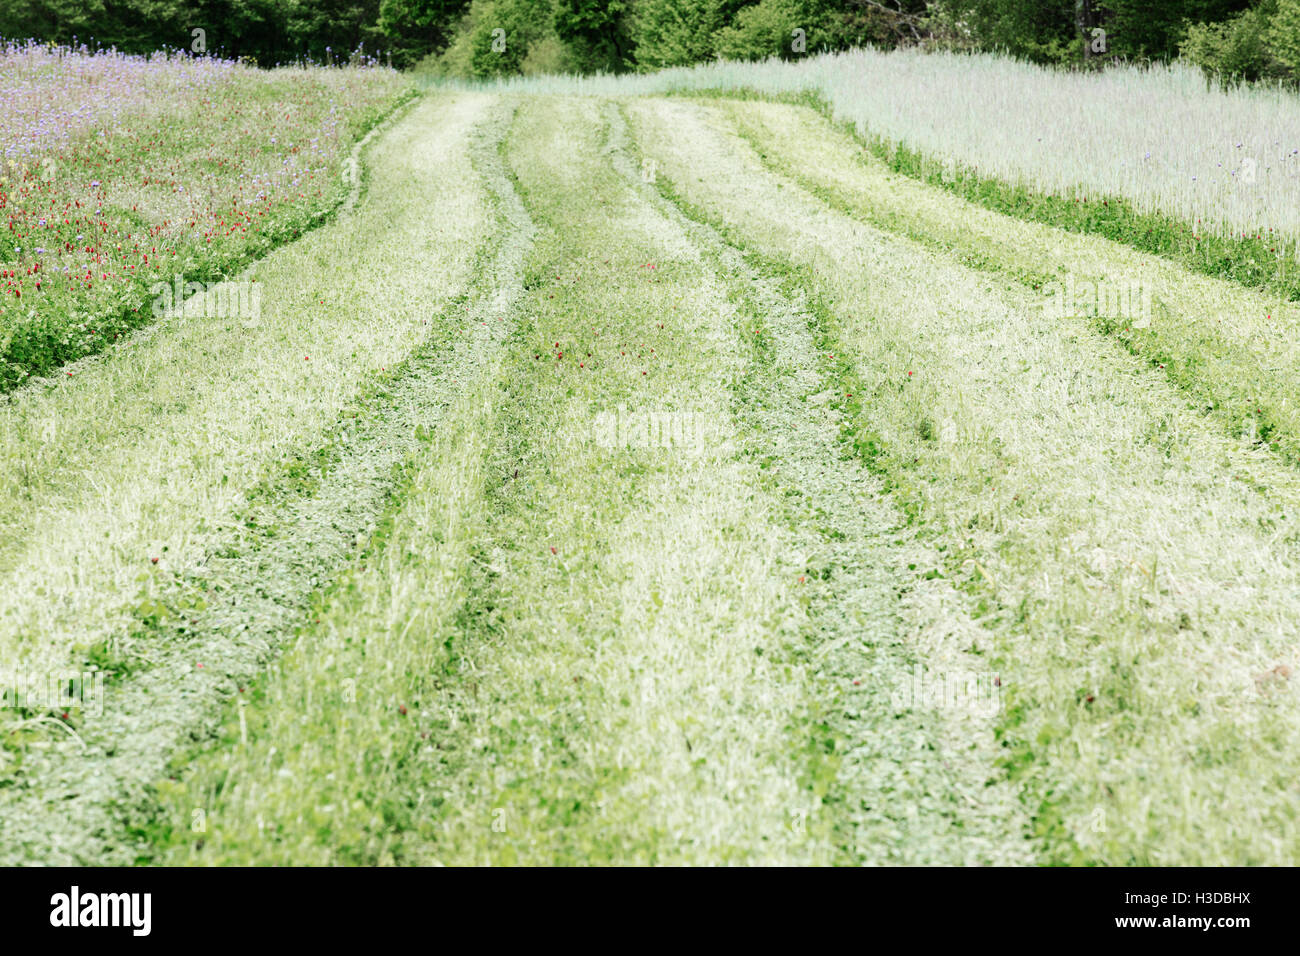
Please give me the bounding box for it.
[715,0,815,61]
[1266,0,1300,73]
[553,0,633,73]
[379,0,471,67]
[630,0,743,69]
[520,33,573,73]
[1180,1,1282,81]
[427,0,566,77]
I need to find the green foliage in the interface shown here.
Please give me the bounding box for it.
[426,0,571,77]
[280,0,385,60]
[473,0,558,76]
[1181,2,1280,80]
[519,32,571,73]
[0,0,187,51]
[1177,0,1300,83]
[3,0,1298,86]
[379,0,469,67]
[466,0,518,76]
[715,0,815,61]
[553,0,632,72]
[1105,1,1253,62]
[950,0,1076,65]
[1266,0,1300,72]
[711,0,914,62]
[629,0,744,69]
[937,0,1260,66]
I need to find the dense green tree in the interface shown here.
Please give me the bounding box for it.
[629,0,755,68]
[190,0,288,62]
[280,0,384,60]
[1102,0,1255,61]
[948,0,1075,63]
[553,0,633,72]
[714,0,810,60]
[378,0,468,65]
[453,0,560,76]
[1181,0,1279,79]
[2,0,1298,81]
[1266,0,1300,72]
[712,0,928,61]
[0,0,188,50]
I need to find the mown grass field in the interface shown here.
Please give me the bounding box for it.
[4,46,1300,866]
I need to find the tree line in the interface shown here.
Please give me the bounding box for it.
[1,0,1296,81]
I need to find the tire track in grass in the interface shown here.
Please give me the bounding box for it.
[626,96,1300,865]
[0,96,531,865]
[605,102,1030,864]
[135,98,537,866]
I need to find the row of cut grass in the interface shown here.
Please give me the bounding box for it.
[141,93,1024,865]
[150,94,827,864]
[603,100,1030,863]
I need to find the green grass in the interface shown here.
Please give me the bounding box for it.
[7,72,1300,868]
[712,99,1300,474]
[627,95,1300,865]
[133,94,1026,866]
